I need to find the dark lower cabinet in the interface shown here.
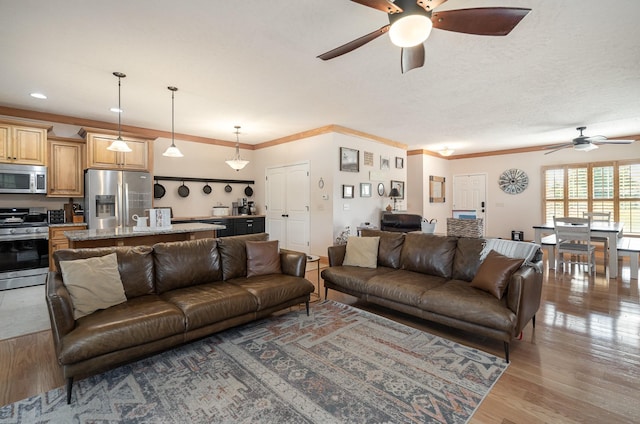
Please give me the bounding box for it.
[172,217,265,238]
[234,217,265,235]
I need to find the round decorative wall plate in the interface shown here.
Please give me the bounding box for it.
[499,168,529,194]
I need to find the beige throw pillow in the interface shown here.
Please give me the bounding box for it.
[343,236,380,268]
[59,252,127,319]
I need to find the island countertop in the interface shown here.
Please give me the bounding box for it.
[63,223,225,248]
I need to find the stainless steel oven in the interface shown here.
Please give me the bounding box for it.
[0,208,49,290]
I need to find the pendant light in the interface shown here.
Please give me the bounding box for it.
[162,86,184,157]
[225,125,249,171]
[106,72,132,152]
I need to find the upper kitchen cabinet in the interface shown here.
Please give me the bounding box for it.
[0,120,49,165]
[47,136,85,197]
[80,127,153,172]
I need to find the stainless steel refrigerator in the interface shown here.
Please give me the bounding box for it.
[84,169,153,229]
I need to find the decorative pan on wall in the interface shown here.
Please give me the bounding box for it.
[154,181,166,199]
[178,181,190,197]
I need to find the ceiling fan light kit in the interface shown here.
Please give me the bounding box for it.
[318,0,531,73]
[544,126,635,155]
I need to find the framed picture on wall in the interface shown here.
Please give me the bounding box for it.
[395,157,404,169]
[360,183,372,197]
[380,156,390,170]
[340,147,359,172]
[390,180,404,199]
[342,184,354,198]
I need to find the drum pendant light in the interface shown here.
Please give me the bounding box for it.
[106,72,132,153]
[162,86,184,157]
[225,125,249,171]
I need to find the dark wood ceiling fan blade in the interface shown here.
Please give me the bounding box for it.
[317,25,390,60]
[401,44,425,74]
[432,8,531,36]
[351,0,403,14]
[417,0,449,12]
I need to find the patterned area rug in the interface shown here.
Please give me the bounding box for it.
[0,300,507,423]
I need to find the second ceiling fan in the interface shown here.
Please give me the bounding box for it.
[317,0,531,73]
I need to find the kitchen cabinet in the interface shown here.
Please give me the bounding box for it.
[47,137,85,197]
[235,217,265,235]
[80,128,153,172]
[172,216,265,238]
[0,120,49,165]
[49,224,87,271]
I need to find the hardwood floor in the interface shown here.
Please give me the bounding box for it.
[1,256,639,423]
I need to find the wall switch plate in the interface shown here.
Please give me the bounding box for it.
[343,204,350,210]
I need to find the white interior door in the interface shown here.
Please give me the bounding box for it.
[266,163,310,252]
[453,174,487,234]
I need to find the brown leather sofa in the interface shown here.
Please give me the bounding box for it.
[46,233,314,403]
[321,230,543,362]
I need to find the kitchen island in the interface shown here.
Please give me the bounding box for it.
[63,222,224,249]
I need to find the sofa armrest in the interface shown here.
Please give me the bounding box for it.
[45,272,76,355]
[505,262,543,335]
[280,249,307,277]
[327,244,346,266]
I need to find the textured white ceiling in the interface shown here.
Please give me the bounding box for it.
[1,0,639,154]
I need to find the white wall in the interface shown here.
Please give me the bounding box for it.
[152,136,256,218]
[407,153,451,234]
[449,143,640,240]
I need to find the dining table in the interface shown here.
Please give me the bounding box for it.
[533,221,624,278]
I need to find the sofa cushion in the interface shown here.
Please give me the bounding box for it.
[320,266,397,294]
[228,274,315,311]
[343,236,380,268]
[419,280,517,332]
[400,233,458,279]
[58,295,185,364]
[59,252,127,319]
[366,270,447,307]
[471,250,524,299]
[452,237,486,282]
[154,238,222,294]
[218,233,269,280]
[54,246,155,299]
[246,240,282,277]
[160,281,258,331]
[361,230,404,268]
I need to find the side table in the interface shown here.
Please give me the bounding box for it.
[306,254,321,301]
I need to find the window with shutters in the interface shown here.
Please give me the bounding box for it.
[542,160,640,234]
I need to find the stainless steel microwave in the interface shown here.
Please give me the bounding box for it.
[0,163,47,194]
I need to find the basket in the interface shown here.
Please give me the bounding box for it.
[446,218,483,238]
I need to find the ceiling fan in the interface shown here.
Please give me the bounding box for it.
[544,127,636,155]
[317,0,531,73]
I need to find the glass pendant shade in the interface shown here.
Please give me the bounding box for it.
[574,143,598,152]
[163,86,183,158]
[389,15,432,47]
[439,147,455,157]
[107,72,132,152]
[226,126,249,171]
[107,137,132,153]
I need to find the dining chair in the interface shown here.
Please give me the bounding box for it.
[583,211,612,262]
[554,216,597,275]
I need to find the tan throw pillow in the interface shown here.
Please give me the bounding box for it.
[343,236,380,268]
[246,240,282,278]
[59,252,127,319]
[470,250,524,299]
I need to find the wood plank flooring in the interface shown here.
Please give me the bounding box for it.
[1,256,639,423]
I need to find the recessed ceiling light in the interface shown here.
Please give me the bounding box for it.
[30,92,47,99]
[110,107,123,113]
